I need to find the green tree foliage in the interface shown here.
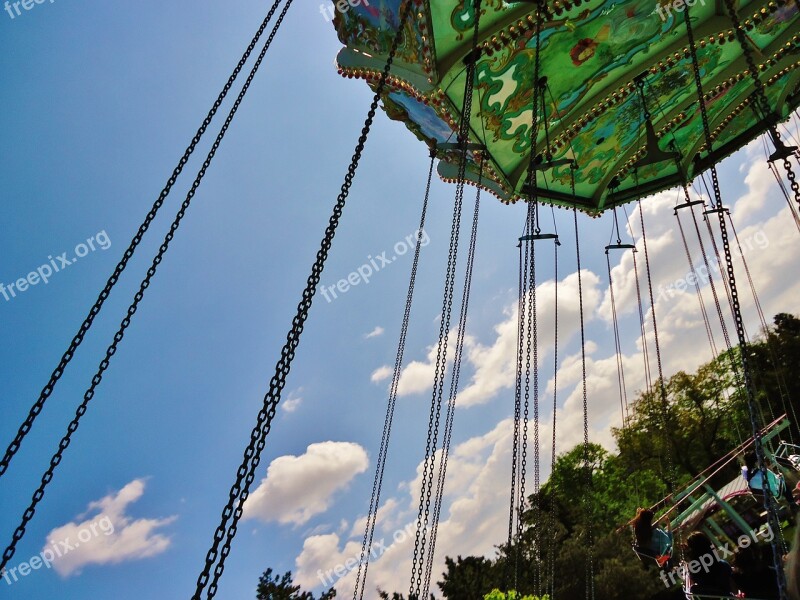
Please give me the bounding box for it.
[433,314,799,600]
[256,568,335,600]
[483,589,549,600]
[259,317,798,600]
[437,556,501,600]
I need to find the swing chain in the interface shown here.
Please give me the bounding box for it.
[783,157,800,207]
[194,0,414,596]
[2,0,294,579]
[573,207,595,600]
[719,0,786,152]
[353,154,435,600]
[505,240,524,591]
[410,0,482,594]
[0,0,286,481]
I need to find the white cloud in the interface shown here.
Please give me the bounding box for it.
[244,442,369,526]
[365,326,385,339]
[394,269,601,408]
[293,137,800,596]
[283,390,304,413]
[294,418,548,597]
[370,366,393,383]
[456,270,602,407]
[396,341,442,396]
[44,479,175,577]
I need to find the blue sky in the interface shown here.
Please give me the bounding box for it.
[2,1,800,598]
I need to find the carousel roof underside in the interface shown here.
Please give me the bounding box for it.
[333,0,800,214]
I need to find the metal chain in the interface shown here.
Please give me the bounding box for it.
[689,206,733,360]
[727,213,797,455]
[515,236,532,589]
[635,197,678,491]
[703,212,738,329]
[0,1,284,480]
[784,157,800,208]
[353,152,435,600]
[686,1,789,593]
[514,0,544,586]
[719,0,798,210]
[505,232,526,592]
[632,251,653,394]
[768,156,800,231]
[0,3,290,577]
[606,249,630,422]
[422,166,483,599]
[714,204,789,598]
[548,239,558,600]
[675,211,717,357]
[680,3,726,209]
[529,208,540,596]
[572,205,594,600]
[409,3,482,595]
[193,2,413,597]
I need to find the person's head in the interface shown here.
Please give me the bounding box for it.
[744,451,758,473]
[633,507,654,547]
[684,531,714,563]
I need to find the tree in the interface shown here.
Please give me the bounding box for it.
[437,556,501,600]
[434,314,800,600]
[256,568,335,600]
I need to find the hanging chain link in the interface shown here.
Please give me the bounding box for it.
[719,0,798,210]
[0,0,285,480]
[515,0,545,586]
[505,233,526,592]
[192,2,414,598]
[409,3,482,596]
[353,153,434,600]
[422,164,483,600]
[632,251,653,394]
[675,211,717,356]
[0,2,292,578]
[636,198,678,491]
[689,0,790,594]
[528,210,539,596]
[572,204,594,600]
[548,238,558,600]
[784,157,800,208]
[689,207,734,360]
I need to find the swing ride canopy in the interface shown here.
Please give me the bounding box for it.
[332,0,800,213]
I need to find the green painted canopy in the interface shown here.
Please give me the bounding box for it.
[333,0,800,213]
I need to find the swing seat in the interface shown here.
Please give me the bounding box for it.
[773,454,800,471]
[632,544,672,569]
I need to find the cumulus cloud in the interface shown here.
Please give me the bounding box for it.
[293,134,800,596]
[244,442,369,526]
[294,418,553,597]
[396,341,444,397]
[365,326,385,339]
[44,479,175,577]
[370,366,393,383]
[295,419,564,597]
[457,270,602,407]
[283,389,304,413]
[394,269,602,408]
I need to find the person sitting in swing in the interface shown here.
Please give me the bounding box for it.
[633,507,673,568]
[742,451,798,514]
[683,531,736,598]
